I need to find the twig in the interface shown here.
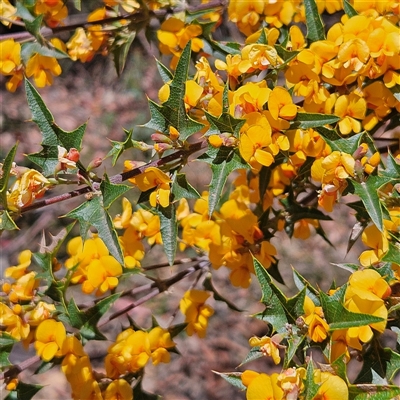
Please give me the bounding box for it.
[0,355,40,381]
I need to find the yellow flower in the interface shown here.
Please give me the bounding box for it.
[0,303,30,341]
[302,296,330,342]
[34,0,68,28]
[249,335,282,365]
[67,28,96,63]
[313,370,349,400]
[0,39,24,92]
[34,319,66,361]
[239,43,283,73]
[7,169,51,212]
[8,271,39,303]
[277,367,305,399]
[241,371,284,400]
[103,379,133,400]
[149,327,175,365]
[334,93,367,135]
[179,289,214,338]
[268,87,297,121]
[5,250,32,280]
[0,0,18,27]
[359,225,389,266]
[24,301,56,327]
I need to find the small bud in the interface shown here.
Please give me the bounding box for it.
[67,148,80,163]
[87,157,103,171]
[352,144,368,160]
[154,143,173,153]
[169,126,180,141]
[151,133,172,144]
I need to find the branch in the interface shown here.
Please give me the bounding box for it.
[20,140,206,213]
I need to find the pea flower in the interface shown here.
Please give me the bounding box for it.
[0,39,24,92]
[34,319,66,361]
[302,296,330,342]
[179,289,214,338]
[103,379,133,400]
[313,370,348,400]
[241,370,284,400]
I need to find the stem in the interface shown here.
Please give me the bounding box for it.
[20,141,206,213]
[0,356,40,380]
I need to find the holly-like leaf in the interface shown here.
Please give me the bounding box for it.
[80,293,122,341]
[25,79,85,150]
[381,243,400,265]
[0,333,17,368]
[156,59,173,83]
[65,196,124,265]
[304,0,326,42]
[157,203,177,266]
[21,41,69,64]
[203,275,242,312]
[66,298,85,329]
[0,210,19,232]
[253,257,288,333]
[292,113,340,129]
[198,146,248,216]
[285,329,307,368]
[238,346,263,366]
[0,143,18,208]
[320,287,385,329]
[292,268,320,305]
[315,127,363,154]
[144,42,204,140]
[381,151,400,179]
[212,371,246,390]
[352,176,393,232]
[205,110,245,138]
[171,173,200,200]
[24,14,43,43]
[112,30,136,76]
[350,387,400,400]
[303,359,320,400]
[100,177,131,210]
[343,0,358,16]
[10,382,43,400]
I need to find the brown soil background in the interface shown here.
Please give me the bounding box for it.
[0,34,395,399]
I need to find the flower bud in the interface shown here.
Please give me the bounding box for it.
[151,133,173,144]
[87,157,103,171]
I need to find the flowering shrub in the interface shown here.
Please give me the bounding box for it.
[1,0,400,399]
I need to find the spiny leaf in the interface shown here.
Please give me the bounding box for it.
[316,128,363,154]
[157,203,177,266]
[65,196,124,264]
[171,172,200,200]
[212,371,246,390]
[253,257,288,333]
[100,177,131,210]
[0,143,18,207]
[112,30,136,76]
[205,110,245,138]
[381,151,400,179]
[107,129,136,166]
[0,210,19,232]
[203,275,242,312]
[343,0,358,17]
[292,113,340,129]
[0,333,17,368]
[198,146,248,216]
[304,360,320,400]
[292,268,320,305]
[304,0,326,42]
[156,59,173,83]
[352,176,393,232]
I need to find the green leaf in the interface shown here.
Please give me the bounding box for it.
[73,0,81,10]
[203,275,242,312]
[381,242,400,265]
[171,173,200,200]
[352,176,393,232]
[343,0,358,17]
[157,204,177,266]
[107,129,136,166]
[198,146,248,216]
[0,143,18,208]
[156,59,173,83]
[0,210,19,232]
[212,371,246,390]
[13,382,43,400]
[168,323,187,338]
[21,41,70,63]
[320,287,385,329]
[253,257,288,333]
[238,346,263,366]
[304,0,326,42]
[144,42,204,140]
[80,293,122,341]
[15,2,34,21]
[275,45,299,63]
[66,298,85,328]
[65,196,124,265]
[385,347,400,382]
[25,79,85,149]
[381,151,400,179]
[316,128,363,154]
[205,110,245,138]
[291,113,340,129]
[351,387,400,400]
[303,359,320,400]
[0,333,18,368]
[285,329,307,367]
[292,268,320,305]
[100,177,131,210]
[112,30,136,76]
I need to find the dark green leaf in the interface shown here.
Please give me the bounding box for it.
[285,330,307,368]
[205,110,245,138]
[168,323,187,338]
[343,0,358,17]
[320,287,385,329]
[212,371,246,390]
[157,204,177,266]
[304,0,326,42]
[67,298,85,328]
[198,146,248,216]
[352,176,393,232]
[303,359,320,400]
[292,113,340,129]
[203,275,242,312]
[113,30,136,76]
[381,243,400,265]
[292,268,320,305]
[80,293,121,341]
[13,382,43,400]
[275,45,299,63]
[100,177,131,210]
[381,151,400,179]
[107,129,136,166]
[253,257,288,333]
[317,129,364,154]
[15,2,34,21]
[351,387,400,400]
[238,346,263,366]
[21,41,69,63]
[65,196,124,265]
[171,173,200,200]
[0,333,17,368]
[34,360,55,375]
[331,263,359,273]
[156,59,173,83]
[0,211,19,232]
[0,143,18,207]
